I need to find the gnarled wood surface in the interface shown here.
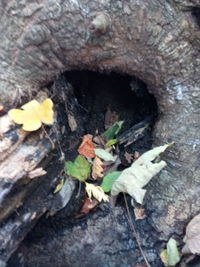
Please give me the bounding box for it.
[0,0,200,266]
[0,108,75,263]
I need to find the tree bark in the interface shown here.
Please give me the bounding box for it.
[0,0,200,265]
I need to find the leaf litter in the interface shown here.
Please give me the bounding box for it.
[160,238,180,266]
[62,119,173,266]
[111,144,172,204]
[80,198,99,215]
[102,120,124,140]
[94,148,115,162]
[65,155,91,182]
[78,134,95,158]
[85,182,109,202]
[64,121,171,206]
[133,207,146,220]
[92,157,104,179]
[7,98,175,265]
[182,213,200,255]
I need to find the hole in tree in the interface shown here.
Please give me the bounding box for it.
[8,70,159,267]
[191,7,200,28]
[53,71,158,207]
[64,70,158,155]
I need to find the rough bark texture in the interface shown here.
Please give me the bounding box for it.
[0,0,200,265]
[8,206,162,267]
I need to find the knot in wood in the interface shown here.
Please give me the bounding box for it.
[89,12,110,34]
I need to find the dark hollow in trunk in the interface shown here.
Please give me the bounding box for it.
[8,71,162,267]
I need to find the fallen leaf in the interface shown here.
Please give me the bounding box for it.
[67,113,77,132]
[124,151,133,164]
[160,238,180,266]
[85,182,109,202]
[93,135,106,146]
[53,177,65,193]
[8,98,54,131]
[65,155,91,181]
[100,171,122,192]
[111,144,171,204]
[182,213,200,254]
[103,120,124,140]
[134,207,146,220]
[80,198,98,214]
[133,151,140,160]
[92,157,104,179]
[104,107,119,129]
[160,249,168,266]
[167,238,180,266]
[105,138,117,147]
[78,134,95,158]
[95,148,115,162]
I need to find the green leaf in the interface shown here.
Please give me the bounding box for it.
[53,177,65,193]
[101,171,122,192]
[105,138,117,147]
[103,121,124,140]
[65,155,91,181]
[111,143,172,204]
[95,148,115,162]
[167,238,180,266]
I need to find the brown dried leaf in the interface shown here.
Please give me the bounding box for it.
[124,151,133,164]
[67,113,77,132]
[134,207,146,220]
[182,213,200,254]
[133,151,140,160]
[78,134,95,158]
[93,135,106,146]
[92,156,104,179]
[80,198,98,214]
[104,107,119,129]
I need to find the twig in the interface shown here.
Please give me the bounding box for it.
[52,124,65,162]
[76,181,82,199]
[42,125,55,149]
[123,194,151,267]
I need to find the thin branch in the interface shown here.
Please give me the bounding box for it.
[123,193,151,267]
[76,181,82,199]
[42,125,55,149]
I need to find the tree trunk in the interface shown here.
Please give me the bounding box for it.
[0,0,200,265]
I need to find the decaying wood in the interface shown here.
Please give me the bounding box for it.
[0,104,77,262]
[118,117,152,147]
[0,115,55,222]
[0,169,75,263]
[0,116,28,161]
